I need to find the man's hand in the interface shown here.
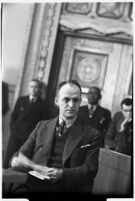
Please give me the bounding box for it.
[11,152,34,168]
[47,168,63,182]
[11,156,21,167]
[32,164,49,175]
[119,117,132,132]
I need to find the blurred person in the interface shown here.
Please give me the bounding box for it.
[105,98,132,156]
[4,79,48,168]
[3,80,101,196]
[78,87,111,147]
[2,81,10,165]
[2,81,9,116]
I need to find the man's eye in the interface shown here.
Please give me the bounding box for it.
[73,98,80,103]
[63,98,70,102]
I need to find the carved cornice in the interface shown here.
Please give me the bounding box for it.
[60,3,132,38]
[60,14,132,37]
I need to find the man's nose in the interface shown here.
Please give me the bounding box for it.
[68,100,74,107]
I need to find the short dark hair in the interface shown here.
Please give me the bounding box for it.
[56,80,82,96]
[88,86,101,99]
[121,98,132,107]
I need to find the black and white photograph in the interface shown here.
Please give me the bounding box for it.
[1,1,134,201]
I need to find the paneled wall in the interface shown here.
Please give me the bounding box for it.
[57,35,132,115]
[56,2,133,115]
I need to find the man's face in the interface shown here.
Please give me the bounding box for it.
[88,88,100,105]
[121,104,132,120]
[56,84,81,120]
[28,81,40,97]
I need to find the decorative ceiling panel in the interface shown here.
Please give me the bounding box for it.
[97,3,125,19]
[65,3,92,15]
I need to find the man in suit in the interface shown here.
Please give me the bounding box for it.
[4,80,101,196]
[78,87,111,147]
[4,79,48,168]
[105,98,132,156]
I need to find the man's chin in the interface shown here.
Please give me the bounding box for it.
[66,114,76,119]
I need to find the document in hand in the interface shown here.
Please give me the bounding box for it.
[29,170,50,180]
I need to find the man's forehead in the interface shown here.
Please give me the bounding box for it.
[60,84,80,92]
[58,84,81,98]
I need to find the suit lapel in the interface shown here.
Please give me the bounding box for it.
[63,122,85,164]
[42,117,58,158]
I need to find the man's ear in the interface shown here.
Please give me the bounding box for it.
[55,96,59,106]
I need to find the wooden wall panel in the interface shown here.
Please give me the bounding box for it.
[93,148,131,196]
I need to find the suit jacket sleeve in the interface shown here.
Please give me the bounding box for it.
[15,122,41,159]
[63,130,101,190]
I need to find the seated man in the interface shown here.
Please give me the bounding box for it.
[78,87,111,147]
[3,80,101,197]
[105,98,132,156]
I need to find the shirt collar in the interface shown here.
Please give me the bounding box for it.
[29,95,38,102]
[59,116,77,128]
[88,104,98,112]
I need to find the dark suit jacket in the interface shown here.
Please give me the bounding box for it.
[17,117,101,192]
[10,95,48,141]
[2,81,9,116]
[105,111,132,155]
[78,105,111,147]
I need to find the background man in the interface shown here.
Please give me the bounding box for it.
[4,80,101,196]
[4,79,48,168]
[105,98,132,156]
[78,87,111,147]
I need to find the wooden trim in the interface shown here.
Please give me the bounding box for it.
[60,28,133,45]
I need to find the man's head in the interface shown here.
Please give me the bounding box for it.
[87,87,101,105]
[55,80,82,120]
[121,98,132,120]
[28,79,41,98]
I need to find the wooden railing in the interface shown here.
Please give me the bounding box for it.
[93,148,132,196]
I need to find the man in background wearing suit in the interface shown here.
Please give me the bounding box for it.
[4,80,101,196]
[4,79,48,168]
[78,87,111,147]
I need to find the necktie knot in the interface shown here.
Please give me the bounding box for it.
[56,120,66,137]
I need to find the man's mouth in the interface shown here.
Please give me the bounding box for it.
[66,110,74,113]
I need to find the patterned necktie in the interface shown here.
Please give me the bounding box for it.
[56,120,66,137]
